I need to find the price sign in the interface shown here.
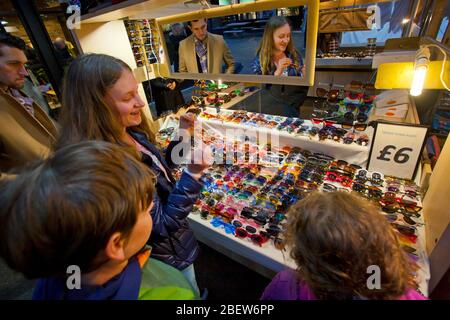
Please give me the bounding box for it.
[367,121,428,180]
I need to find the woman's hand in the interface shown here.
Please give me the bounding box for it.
[187,140,213,176]
[274,57,292,76]
[179,112,196,132]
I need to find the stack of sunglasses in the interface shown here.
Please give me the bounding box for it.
[316,51,370,59]
[125,20,145,67]
[188,143,424,285]
[199,108,371,146]
[314,86,374,125]
[124,19,160,67]
[191,147,335,249]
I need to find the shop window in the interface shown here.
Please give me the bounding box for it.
[436,17,449,42]
[340,0,410,46]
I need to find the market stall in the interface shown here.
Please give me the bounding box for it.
[71,0,450,298]
[155,103,430,296]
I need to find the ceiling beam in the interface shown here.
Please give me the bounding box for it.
[320,0,396,10]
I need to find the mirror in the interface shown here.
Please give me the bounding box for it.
[156,0,319,86]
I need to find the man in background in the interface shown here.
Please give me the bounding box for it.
[53,37,74,67]
[178,18,235,74]
[0,34,57,176]
[166,23,187,72]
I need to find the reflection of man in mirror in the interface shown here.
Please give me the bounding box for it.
[252,16,305,77]
[178,18,235,74]
[166,23,187,72]
[318,33,340,55]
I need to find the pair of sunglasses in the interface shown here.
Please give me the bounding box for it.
[380,197,422,214]
[352,183,383,199]
[295,180,319,191]
[235,228,269,246]
[316,88,341,102]
[210,217,235,234]
[341,120,368,131]
[322,183,351,192]
[386,185,420,199]
[330,160,361,174]
[232,218,259,230]
[306,156,331,168]
[383,212,419,226]
[391,222,417,237]
[311,117,337,127]
[325,171,353,187]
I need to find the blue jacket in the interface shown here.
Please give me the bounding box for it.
[128,130,201,270]
[33,256,142,300]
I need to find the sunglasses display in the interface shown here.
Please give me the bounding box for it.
[156,103,425,293]
[189,147,425,260]
[195,108,372,147]
[124,19,161,67]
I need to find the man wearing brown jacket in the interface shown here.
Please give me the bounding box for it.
[179,19,235,74]
[0,34,57,175]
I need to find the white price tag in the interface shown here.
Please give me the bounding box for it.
[367,122,428,180]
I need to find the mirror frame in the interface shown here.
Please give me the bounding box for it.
[155,0,319,86]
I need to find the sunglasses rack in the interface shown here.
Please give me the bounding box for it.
[196,107,373,155]
[157,106,428,295]
[177,131,426,290]
[124,19,161,68]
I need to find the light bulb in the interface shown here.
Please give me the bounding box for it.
[401,18,410,24]
[410,47,430,96]
[410,65,427,96]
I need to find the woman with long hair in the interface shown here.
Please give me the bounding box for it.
[55,53,211,296]
[252,16,305,77]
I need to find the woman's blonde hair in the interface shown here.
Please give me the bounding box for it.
[285,191,414,300]
[55,53,155,151]
[256,16,300,75]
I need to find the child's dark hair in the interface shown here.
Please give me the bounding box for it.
[0,33,26,55]
[0,141,155,279]
[285,191,413,300]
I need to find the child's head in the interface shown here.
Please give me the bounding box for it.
[0,141,155,279]
[285,191,413,300]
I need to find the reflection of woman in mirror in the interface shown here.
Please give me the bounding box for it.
[252,16,305,77]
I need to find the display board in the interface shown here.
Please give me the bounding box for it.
[367,121,428,180]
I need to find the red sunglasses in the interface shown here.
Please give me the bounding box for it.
[325,171,353,187]
[311,118,337,126]
[235,228,269,246]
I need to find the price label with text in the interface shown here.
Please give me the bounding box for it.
[367,122,428,180]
